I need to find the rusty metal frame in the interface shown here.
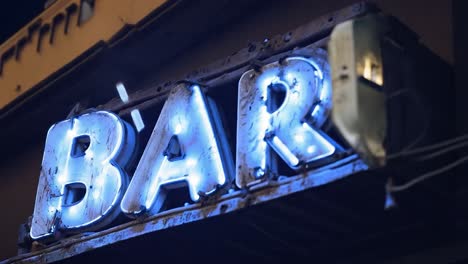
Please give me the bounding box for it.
[2,3,371,263]
[3,156,367,264]
[98,2,370,115]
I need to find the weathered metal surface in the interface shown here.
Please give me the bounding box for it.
[121,84,234,216]
[2,155,366,264]
[236,51,335,187]
[2,3,373,263]
[30,111,136,241]
[0,0,270,161]
[99,2,370,115]
[329,14,387,167]
[117,39,330,117]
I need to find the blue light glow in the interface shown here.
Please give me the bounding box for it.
[237,56,335,187]
[174,123,183,135]
[294,134,305,144]
[116,82,129,103]
[307,145,316,154]
[121,84,232,216]
[270,136,300,166]
[131,109,145,132]
[30,111,135,240]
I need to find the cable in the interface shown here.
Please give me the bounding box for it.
[387,155,468,193]
[387,134,468,160]
[415,141,468,161]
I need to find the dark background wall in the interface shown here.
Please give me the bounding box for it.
[0,0,454,260]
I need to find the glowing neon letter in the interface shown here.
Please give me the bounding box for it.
[30,111,136,240]
[236,56,335,187]
[121,84,233,216]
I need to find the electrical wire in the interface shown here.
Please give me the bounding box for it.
[387,155,468,193]
[384,134,468,195]
[387,134,468,160]
[415,141,468,161]
[385,87,468,160]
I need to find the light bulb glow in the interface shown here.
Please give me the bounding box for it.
[237,56,335,187]
[30,111,135,240]
[122,84,232,216]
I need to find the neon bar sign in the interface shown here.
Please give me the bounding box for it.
[31,55,336,240]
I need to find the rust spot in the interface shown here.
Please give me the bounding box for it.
[130,223,146,233]
[339,74,349,80]
[247,43,256,52]
[220,204,228,213]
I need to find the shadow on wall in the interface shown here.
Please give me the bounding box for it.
[373,0,453,64]
[0,143,43,260]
